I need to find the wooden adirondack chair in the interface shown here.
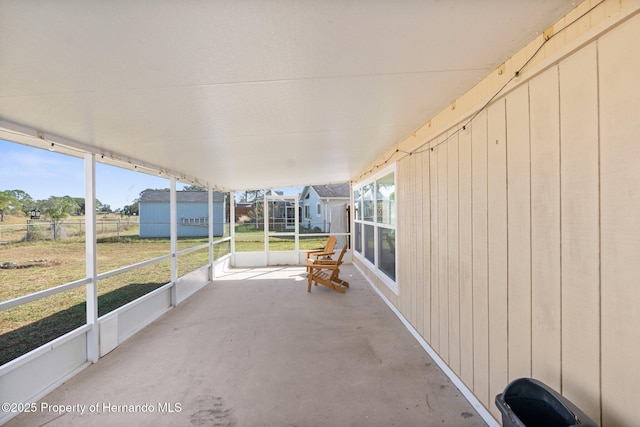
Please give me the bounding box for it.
[305,235,337,261]
[305,235,337,273]
[306,245,349,293]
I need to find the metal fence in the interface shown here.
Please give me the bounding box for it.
[0,218,140,244]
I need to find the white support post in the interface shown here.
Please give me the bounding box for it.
[84,153,99,363]
[349,182,354,250]
[263,195,269,255]
[230,192,236,257]
[170,178,177,306]
[294,196,300,252]
[208,188,214,280]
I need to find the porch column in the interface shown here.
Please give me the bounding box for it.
[294,195,300,252]
[208,188,214,280]
[230,192,236,256]
[170,178,177,306]
[84,152,99,363]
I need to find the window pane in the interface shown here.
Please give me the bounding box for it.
[378,228,396,280]
[301,215,327,233]
[177,244,209,276]
[354,223,362,254]
[0,142,86,301]
[0,289,86,365]
[300,235,332,251]
[214,239,230,259]
[376,173,395,225]
[234,198,264,252]
[267,199,295,232]
[363,183,374,222]
[353,188,362,221]
[98,259,171,315]
[234,236,265,252]
[235,199,263,235]
[364,224,374,264]
[268,236,295,251]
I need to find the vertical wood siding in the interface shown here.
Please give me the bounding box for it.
[599,12,640,427]
[356,8,640,426]
[529,66,562,391]
[505,84,532,385]
[558,42,601,422]
[487,100,508,421]
[471,111,490,407]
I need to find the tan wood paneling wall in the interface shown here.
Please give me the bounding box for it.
[599,11,640,427]
[354,5,640,425]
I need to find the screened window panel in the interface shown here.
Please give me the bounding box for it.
[378,227,396,280]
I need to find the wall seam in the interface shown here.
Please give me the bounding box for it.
[485,111,490,403]
[527,81,534,378]
[457,132,462,375]
[595,36,604,427]
[470,124,476,392]
[504,98,510,385]
[557,62,564,395]
[445,134,450,362]
[428,149,432,342]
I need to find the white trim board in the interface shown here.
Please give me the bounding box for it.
[354,262,500,427]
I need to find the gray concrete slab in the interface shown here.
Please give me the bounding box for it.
[7,266,488,427]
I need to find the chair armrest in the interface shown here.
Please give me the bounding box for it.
[311,251,335,259]
[306,249,327,258]
[306,249,325,254]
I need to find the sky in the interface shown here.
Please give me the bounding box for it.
[0,139,187,210]
[0,139,298,210]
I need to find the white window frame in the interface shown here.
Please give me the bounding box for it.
[353,163,397,294]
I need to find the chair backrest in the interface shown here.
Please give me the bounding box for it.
[324,235,337,253]
[329,245,349,279]
[331,245,347,281]
[335,244,348,263]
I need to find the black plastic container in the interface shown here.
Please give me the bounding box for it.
[495,378,598,427]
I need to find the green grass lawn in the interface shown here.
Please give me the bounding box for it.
[0,229,329,366]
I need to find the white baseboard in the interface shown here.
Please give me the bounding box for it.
[354,263,500,427]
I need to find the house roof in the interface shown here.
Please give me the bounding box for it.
[1,1,577,191]
[139,190,225,203]
[311,183,350,199]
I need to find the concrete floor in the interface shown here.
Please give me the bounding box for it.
[8,266,488,427]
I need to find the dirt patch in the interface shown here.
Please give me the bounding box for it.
[0,259,60,269]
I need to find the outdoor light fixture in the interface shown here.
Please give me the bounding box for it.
[48,143,55,152]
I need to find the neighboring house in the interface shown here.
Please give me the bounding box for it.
[235,190,295,231]
[139,190,225,238]
[234,202,252,221]
[299,183,350,233]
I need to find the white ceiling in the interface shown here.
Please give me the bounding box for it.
[0,0,577,191]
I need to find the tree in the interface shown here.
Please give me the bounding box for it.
[0,191,18,222]
[238,189,264,203]
[72,197,86,215]
[4,190,35,216]
[41,196,80,239]
[183,184,207,191]
[122,200,139,217]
